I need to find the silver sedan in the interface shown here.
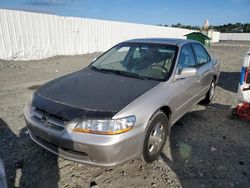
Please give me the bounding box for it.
[24,38,220,167]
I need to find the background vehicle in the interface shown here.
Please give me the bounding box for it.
[24,38,220,166]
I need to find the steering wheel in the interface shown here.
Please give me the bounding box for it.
[150,64,168,74]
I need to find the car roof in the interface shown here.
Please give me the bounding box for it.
[124,38,198,46]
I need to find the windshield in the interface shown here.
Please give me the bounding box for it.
[91,43,177,81]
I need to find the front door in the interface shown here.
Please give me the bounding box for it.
[170,44,199,122]
[192,43,213,97]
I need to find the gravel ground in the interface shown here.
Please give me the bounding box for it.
[0,43,250,188]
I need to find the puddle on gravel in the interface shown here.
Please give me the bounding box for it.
[177,142,192,160]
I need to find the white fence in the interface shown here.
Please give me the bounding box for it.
[0,9,195,60]
[0,9,220,60]
[220,33,250,41]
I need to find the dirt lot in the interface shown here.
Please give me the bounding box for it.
[1,43,250,188]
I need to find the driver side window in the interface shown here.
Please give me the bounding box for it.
[177,44,196,74]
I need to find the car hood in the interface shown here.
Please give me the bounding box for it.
[32,68,160,121]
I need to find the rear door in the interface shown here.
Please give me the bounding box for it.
[191,43,213,97]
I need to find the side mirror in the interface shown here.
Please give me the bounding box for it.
[92,57,97,62]
[175,67,197,80]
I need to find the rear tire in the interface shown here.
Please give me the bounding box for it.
[141,110,170,163]
[201,79,216,105]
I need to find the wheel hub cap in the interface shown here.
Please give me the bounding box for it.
[148,123,165,156]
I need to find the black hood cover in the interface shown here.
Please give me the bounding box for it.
[33,68,159,121]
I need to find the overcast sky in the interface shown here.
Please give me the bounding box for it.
[0,0,249,26]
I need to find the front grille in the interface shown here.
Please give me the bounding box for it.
[31,107,65,132]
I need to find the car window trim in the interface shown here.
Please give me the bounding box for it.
[175,43,197,75]
[191,43,211,68]
[188,43,198,68]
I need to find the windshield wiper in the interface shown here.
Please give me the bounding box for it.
[91,67,148,80]
[90,66,117,75]
[89,66,100,71]
[114,70,149,80]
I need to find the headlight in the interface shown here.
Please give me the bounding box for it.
[73,116,136,135]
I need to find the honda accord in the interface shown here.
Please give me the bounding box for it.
[24,38,220,167]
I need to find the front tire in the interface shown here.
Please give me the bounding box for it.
[142,110,170,163]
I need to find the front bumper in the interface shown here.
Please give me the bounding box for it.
[23,105,143,167]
